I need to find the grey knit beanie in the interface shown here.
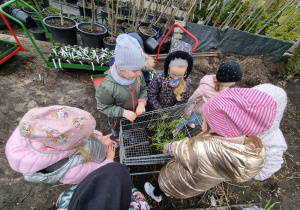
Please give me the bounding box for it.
[115,34,145,70]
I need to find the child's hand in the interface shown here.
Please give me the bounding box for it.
[106,144,116,160]
[123,110,137,122]
[135,102,146,116]
[163,143,170,154]
[101,133,117,148]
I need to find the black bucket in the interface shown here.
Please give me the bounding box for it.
[103,37,116,51]
[9,8,33,28]
[145,37,159,54]
[77,22,107,48]
[31,13,48,28]
[77,2,97,19]
[43,16,77,45]
[138,26,157,45]
[29,28,46,41]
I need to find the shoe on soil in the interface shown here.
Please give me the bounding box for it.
[172,128,180,137]
[188,123,195,128]
[144,182,162,203]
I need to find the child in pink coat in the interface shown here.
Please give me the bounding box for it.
[5,106,116,184]
[173,61,243,136]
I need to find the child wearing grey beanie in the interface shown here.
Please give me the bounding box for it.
[96,34,148,146]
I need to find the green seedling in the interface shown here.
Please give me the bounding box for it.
[147,115,186,152]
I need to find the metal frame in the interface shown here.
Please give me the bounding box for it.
[119,101,202,175]
[0,0,109,71]
[0,11,24,64]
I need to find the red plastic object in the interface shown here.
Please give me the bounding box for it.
[93,77,105,90]
[0,11,24,65]
[153,24,198,70]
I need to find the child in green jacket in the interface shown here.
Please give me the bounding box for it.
[96,34,148,146]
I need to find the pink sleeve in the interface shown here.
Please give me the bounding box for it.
[185,86,204,116]
[60,158,114,184]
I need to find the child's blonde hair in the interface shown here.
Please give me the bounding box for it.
[73,132,102,163]
[167,76,186,101]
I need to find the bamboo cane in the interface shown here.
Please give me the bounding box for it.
[114,0,119,36]
[128,0,131,23]
[148,0,160,33]
[135,0,143,32]
[60,0,63,25]
[143,0,153,23]
[256,0,295,34]
[204,0,219,25]
[155,0,171,25]
[279,20,300,39]
[221,0,242,28]
[245,0,277,32]
[132,0,137,30]
[49,0,53,10]
[63,0,70,18]
[184,0,197,22]
[224,1,244,28]
[234,0,258,29]
[267,7,300,37]
[91,0,95,32]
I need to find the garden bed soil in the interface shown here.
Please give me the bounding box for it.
[79,24,106,34]
[0,40,15,56]
[0,29,299,210]
[45,18,76,28]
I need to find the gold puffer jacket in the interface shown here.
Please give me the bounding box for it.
[158,133,266,199]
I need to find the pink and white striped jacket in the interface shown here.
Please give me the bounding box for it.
[5,127,113,184]
[186,75,229,116]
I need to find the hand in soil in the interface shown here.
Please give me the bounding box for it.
[106,144,116,160]
[163,143,170,154]
[123,110,137,122]
[101,133,117,148]
[135,103,146,116]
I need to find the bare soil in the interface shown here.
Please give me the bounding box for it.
[0,28,299,210]
[140,26,157,36]
[79,24,106,34]
[45,18,76,28]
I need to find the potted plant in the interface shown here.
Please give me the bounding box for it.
[43,0,77,44]
[77,0,97,18]
[77,0,107,48]
[45,0,61,15]
[138,0,158,44]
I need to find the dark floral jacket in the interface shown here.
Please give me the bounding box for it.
[147,71,191,110]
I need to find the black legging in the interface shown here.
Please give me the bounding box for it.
[153,184,163,196]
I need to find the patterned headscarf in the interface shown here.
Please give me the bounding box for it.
[19,106,96,150]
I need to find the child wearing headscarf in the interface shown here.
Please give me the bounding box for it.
[144,87,277,201]
[147,40,193,110]
[173,60,243,136]
[96,34,148,146]
[5,106,116,184]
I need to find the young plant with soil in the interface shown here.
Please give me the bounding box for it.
[147,114,186,153]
